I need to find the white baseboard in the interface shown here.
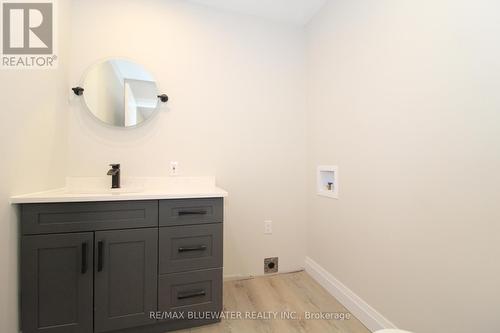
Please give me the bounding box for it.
[224,269,304,282]
[223,274,254,281]
[304,257,397,332]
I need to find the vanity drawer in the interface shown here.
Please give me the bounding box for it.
[158,269,222,315]
[159,224,222,274]
[159,198,223,227]
[21,201,158,235]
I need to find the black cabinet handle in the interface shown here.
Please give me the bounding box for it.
[178,210,207,216]
[178,245,207,253]
[81,242,88,274]
[97,241,104,272]
[177,289,206,300]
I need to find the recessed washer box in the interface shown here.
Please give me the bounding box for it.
[317,165,338,199]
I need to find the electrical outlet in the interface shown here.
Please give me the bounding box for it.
[264,257,278,274]
[169,161,179,176]
[264,220,273,234]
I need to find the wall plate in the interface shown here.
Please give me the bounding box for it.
[264,257,279,274]
[317,165,338,199]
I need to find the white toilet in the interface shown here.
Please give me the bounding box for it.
[374,330,414,333]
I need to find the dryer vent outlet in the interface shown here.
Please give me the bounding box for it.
[264,257,278,274]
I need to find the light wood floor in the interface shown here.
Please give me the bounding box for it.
[177,271,371,333]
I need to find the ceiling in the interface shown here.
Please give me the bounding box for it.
[187,0,328,26]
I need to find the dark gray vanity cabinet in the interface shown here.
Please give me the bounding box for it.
[94,228,158,333]
[159,198,223,226]
[21,233,94,333]
[21,200,158,235]
[20,198,223,333]
[158,199,224,318]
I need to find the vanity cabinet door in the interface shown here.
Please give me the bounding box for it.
[21,233,93,333]
[94,228,158,333]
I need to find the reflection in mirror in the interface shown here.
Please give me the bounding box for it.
[82,59,160,127]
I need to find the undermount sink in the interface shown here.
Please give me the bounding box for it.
[63,187,144,195]
[63,177,145,195]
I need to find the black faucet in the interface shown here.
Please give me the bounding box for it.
[107,164,121,189]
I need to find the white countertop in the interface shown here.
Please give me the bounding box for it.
[11,177,228,204]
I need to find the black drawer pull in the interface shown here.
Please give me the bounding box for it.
[81,242,88,274]
[97,241,104,272]
[178,210,207,216]
[178,245,207,253]
[177,289,206,300]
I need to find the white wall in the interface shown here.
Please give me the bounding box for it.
[306,1,500,332]
[0,2,71,332]
[7,2,499,332]
[67,0,308,277]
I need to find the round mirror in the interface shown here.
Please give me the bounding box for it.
[81,59,161,128]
